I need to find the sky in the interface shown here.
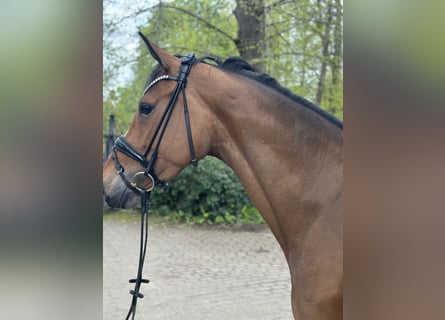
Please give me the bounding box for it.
[103,0,157,97]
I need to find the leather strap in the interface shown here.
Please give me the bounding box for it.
[111,54,199,320]
[115,135,149,167]
[125,191,151,320]
[113,54,198,193]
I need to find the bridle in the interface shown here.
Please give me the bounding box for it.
[110,53,198,320]
[111,52,198,194]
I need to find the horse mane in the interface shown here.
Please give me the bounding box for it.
[216,57,343,129]
[145,55,343,129]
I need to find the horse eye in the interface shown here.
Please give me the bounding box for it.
[139,104,155,116]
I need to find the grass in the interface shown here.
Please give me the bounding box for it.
[103,209,172,224]
[103,207,265,226]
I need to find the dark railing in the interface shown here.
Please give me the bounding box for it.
[103,113,115,163]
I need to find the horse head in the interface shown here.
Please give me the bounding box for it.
[103,35,213,208]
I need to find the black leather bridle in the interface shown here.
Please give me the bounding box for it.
[110,53,198,320]
[111,52,198,195]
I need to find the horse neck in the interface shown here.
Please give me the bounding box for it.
[195,69,342,253]
[200,71,342,184]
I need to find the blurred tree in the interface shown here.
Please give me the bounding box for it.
[103,0,343,219]
[234,0,266,72]
[103,0,343,135]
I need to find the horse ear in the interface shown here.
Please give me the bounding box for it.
[138,31,178,70]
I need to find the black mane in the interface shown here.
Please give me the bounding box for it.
[145,55,343,129]
[217,57,343,129]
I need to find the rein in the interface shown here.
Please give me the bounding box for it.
[111,53,197,320]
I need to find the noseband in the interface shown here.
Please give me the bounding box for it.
[110,53,198,320]
[111,53,198,193]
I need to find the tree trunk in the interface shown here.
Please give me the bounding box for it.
[315,0,333,107]
[328,0,342,113]
[234,0,266,72]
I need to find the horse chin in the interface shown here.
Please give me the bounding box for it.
[104,180,140,209]
[119,190,140,209]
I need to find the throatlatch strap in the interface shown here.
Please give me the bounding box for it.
[182,88,198,166]
[125,191,151,320]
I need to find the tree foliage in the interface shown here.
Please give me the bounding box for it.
[103,0,343,222]
[150,157,262,224]
[103,0,342,133]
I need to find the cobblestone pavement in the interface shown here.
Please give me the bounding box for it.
[104,219,293,320]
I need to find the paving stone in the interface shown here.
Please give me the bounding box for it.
[104,220,293,320]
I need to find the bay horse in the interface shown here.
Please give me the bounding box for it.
[103,34,343,320]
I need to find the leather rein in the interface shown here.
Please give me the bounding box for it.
[111,53,198,320]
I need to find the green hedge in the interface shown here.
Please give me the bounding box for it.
[150,157,263,224]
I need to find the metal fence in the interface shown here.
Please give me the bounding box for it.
[103,113,116,163]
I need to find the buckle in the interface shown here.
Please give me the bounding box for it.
[181,53,195,63]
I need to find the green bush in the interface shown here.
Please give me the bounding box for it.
[150,157,263,224]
